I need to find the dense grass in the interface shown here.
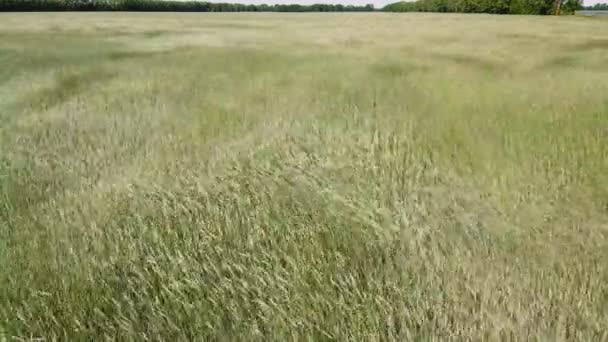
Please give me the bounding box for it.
[1,12,608,340]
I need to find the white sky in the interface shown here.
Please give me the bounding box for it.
[206,0,605,8]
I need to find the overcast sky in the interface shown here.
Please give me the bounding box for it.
[206,0,605,7]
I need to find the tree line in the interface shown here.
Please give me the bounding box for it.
[584,3,608,10]
[0,0,374,12]
[383,0,583,15]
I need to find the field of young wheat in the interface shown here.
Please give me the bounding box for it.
[1,12,607,339]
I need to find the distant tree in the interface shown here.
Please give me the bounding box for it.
[383,0,568,14]
[0,0,376,12]
[586,2,608,10]
[508,0,553,15]
[562,0,582,13]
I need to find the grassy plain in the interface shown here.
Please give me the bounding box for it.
[1,12,608,340]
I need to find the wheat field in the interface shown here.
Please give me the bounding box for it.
[1,12,607,340]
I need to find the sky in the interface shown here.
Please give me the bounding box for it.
[205,0,605,7]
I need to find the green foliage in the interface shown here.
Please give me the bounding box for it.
[562,0,583,13]
[0,0,375,12]
[384,0,576,14]
[509,0,553,14]
[585,2,608,10]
